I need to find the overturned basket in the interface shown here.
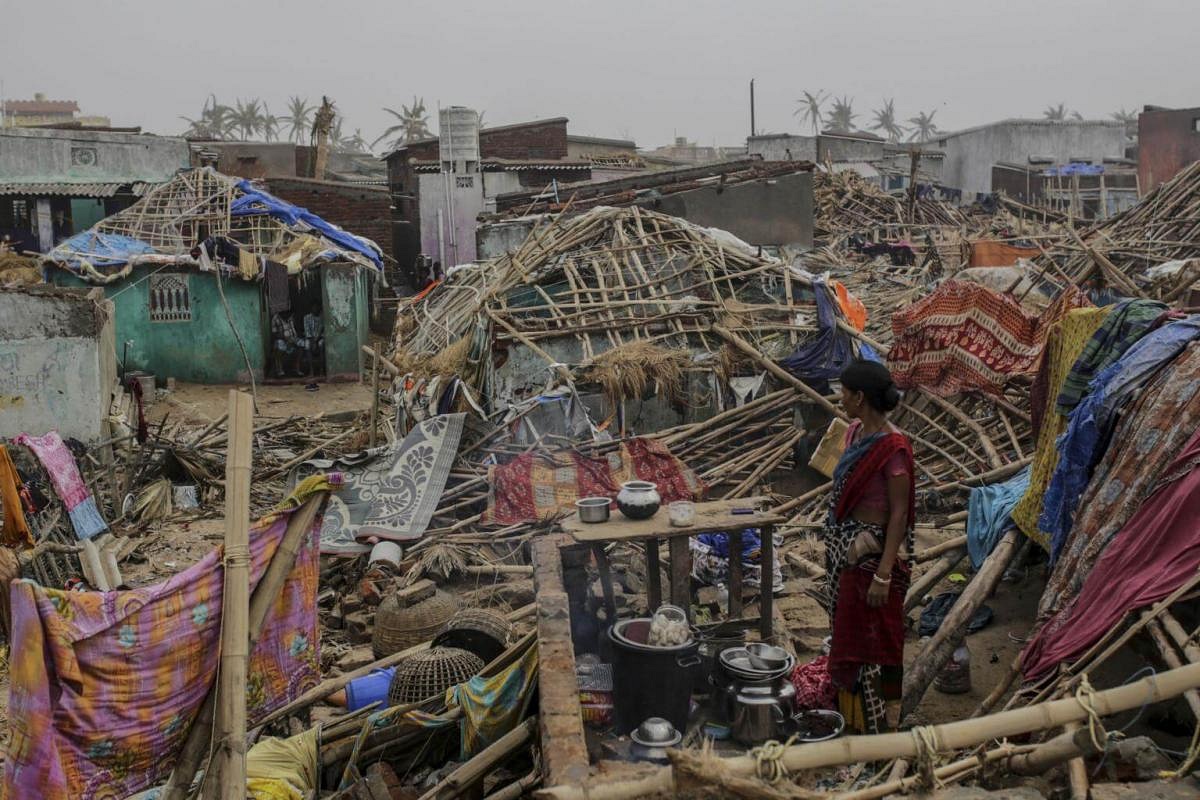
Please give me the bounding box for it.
[432,607,514,664]
[388,646,484,705]
[372,586,459,658]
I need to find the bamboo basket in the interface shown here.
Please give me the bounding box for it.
[388,646,484,705]
[372,588,459,658]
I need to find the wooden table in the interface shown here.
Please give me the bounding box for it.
[560,497,785,642]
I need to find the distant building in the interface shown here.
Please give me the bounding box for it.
[1138,105,1200,193]
[2,93,110,129]
[384,114,592,284]
[0,127,189,252]
[645,136,747,165]
[926,119,1126,197]
[749,132,948,196]
[992,160,1139,219]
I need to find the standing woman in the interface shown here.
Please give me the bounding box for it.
[822,360,915,734]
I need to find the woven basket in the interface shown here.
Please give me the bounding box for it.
[432,607,514,664]
[372,588,459,658]
[388,646,484,705]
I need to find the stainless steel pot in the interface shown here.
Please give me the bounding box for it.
[575,497,611,523]
[730,682,796,746]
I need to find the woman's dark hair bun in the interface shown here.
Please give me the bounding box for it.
[840,359,901,413]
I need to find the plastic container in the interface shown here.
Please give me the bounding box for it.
[345,667,397,711]
[935,644,972,694]
[608,618,699,733]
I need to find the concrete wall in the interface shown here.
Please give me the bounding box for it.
[566,137,637,159]
[0,127,189,184]
[55,266,267,384]
[646,171,814,248]
[198,142,314,180]
[747,134,818,162]
[478,217,540,260]
[1138,107,1200,193]
[817,134,885,164]
[934,120,1127,196]
[0,287,115,442]
[265,177,392,260]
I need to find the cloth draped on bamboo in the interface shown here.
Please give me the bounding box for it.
[1010,307,1110,549]
[1040,317,1200,562]
[304,413,465,552]
[967,465,1030,569]
[245,727,320,800]
[484,437,705,525]
[14,431,107,540]
[1055,298,1166,414]
[887,281,1090,397]
[445,638,539,759]
[778,278,860,393]
[1039,341,1200,619]
[3,480,328,800]
[1022,425,1200,680]
[0,445,34,547]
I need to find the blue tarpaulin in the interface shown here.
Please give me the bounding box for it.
[778,278,860,393]
[231,181,383,269]
[51,231,157,269]
[1043,163,1105,177]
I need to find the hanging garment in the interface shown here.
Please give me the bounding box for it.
[778,278,859,393]
[0,445,33,548]
[238,248,261,280]
[967,465,1030,569]
[1022,425,1200,681]
[14,431,107,540]
[1040,316,1200,561]
[3,478,329,800]
[1009,307,1110,549]
[1055,298,1166,414]
[265,260,291,314]
[1040,341,1200,619]
[729,373,767,407]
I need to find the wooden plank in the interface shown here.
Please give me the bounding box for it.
[728,529,744,617]
[645,540,662,610]
[562,497,782,543]
[209,389,254,800]
[760,524,775,642]
[668,535,691,619]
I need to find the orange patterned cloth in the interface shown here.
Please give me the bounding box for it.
[888,282,1090,397]
[831,281,867,332]
[484,438,705,525]
[0,445,33,548]
[3,480,330,800]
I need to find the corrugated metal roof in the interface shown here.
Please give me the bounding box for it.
[0,181,154,197]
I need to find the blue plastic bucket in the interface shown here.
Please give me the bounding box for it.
[345,667,396,711]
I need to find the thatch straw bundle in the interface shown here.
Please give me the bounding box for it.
[583,341,689,404]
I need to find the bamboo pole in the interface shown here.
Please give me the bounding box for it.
[1007,724,1105,776]
[369,345,380,449]
[417,717,537,800]
[902,529,1021,719]
[208,390,253,800]
[164,492,328,800]
[535,658,1200,800]
[710,324,845,419]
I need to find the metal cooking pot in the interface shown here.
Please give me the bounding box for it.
[730,682,796,746]
[575,497,611,523]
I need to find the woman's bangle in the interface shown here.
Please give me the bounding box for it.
[872,573,891,586]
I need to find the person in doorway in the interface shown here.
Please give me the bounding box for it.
[821,360,914,734]
[299,309,324,376]
[270,312,301,378]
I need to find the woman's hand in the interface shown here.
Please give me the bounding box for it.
[867,579,890,608]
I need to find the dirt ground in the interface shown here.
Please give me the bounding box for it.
[147,380,374,425]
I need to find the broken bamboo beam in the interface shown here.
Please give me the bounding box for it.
[711,324,845,419]
[901,529,1021,719]
[417,716,537,800]
[1007,724,1106,776]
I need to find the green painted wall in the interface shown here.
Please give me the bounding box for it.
[56,266,266,383]
[322,263,368,379]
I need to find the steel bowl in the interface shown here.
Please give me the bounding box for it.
[575,497,611,524]
[790,709,846,742]
[746,642,789,671]
[630,716,682,748]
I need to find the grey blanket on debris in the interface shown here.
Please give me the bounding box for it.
[298,413,465,553]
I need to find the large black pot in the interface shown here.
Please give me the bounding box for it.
[608,618,699,733]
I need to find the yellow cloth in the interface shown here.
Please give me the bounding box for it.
[245,727,319,798]
[0,445,33,548]
[445,638,538,758]
[1011,307,1110,547]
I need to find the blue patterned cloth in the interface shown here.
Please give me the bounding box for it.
[779,279,860,393]
[1041,316,1200,562]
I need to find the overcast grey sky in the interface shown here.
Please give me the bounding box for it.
[4,0,1198,151]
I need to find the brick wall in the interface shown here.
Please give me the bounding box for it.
[1139,108,1200,193]
[388,118,569,168]
[264,178,393,260]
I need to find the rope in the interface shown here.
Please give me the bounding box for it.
[1074,675,1107,752]
[1160,722,1200,779]
[223,543,252,570]
[751,734,798,783]
[910,724,943,789]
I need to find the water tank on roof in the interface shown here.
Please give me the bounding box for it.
[439,107,480,165]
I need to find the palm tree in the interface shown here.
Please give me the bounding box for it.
[870,98,905,143]
[1111,108,1137,125]
[372,96,433,150]
[794,90,828,135]
[232,98,267,140]
[338,128,370,154]
[907,110,940,142]
[825,96,857,134]
[179,95,235,139]
[1043,103,1071,122]
[261,103,280,142]
[283,96,314,144]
